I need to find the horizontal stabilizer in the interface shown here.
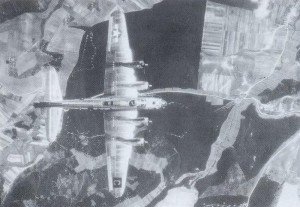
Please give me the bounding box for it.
[44,67,63,102]
[44,67,63,142]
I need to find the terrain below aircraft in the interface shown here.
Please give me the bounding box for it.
[34,7,166,197]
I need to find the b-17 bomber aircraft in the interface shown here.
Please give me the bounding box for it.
[34,7,166,197]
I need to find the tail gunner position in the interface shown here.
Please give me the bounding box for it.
[34,7,166,197]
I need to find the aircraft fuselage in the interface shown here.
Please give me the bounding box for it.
[34,96,166,111]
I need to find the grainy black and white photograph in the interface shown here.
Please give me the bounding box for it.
[0,0,300,206]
